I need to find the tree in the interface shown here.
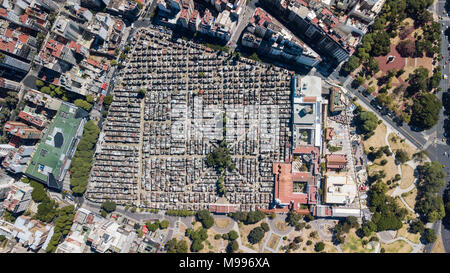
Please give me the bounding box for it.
[246,210,265,225]
[399,26,415,40]
[36,79,45,87]
[206,141,234,174]
[367,57,380,74]
[248,227,265,244]
[176,240,188,253]
[41,86,51,94]
[45,205,75,253]
[230,211,248,222]
[429,67,442,90]
[101,200,116,213]
[356,76,365,86]
[166,238,177,253]
[411,93,442,130]
[228,240,239,253]
[367,182,404,232]
[395,150,409,164]
[343,55,360,72]
[30,180,47,203]
[286,210,302,226]
[408,67,430,95]
[196,210,214,229]
[190,239,204,252]
[146,221,159,232]
[74,99,93,111]
[409,219,425,234]
[228,230,239,241]
[376,93,393,108]
[35,198,58,223]
[159,220,170,229]
[356,110,379,137]
[138,89,146,99]
[314,242,325,252]
[371,31,391,56]
[422,228,437,244]
[396,39,416,57]
[86,94,94,104]
[261,222,270,232]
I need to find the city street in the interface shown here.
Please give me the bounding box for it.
[228,0,258,51]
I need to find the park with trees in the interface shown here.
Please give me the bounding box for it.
[359,181,408,237]
[342,0,442,130]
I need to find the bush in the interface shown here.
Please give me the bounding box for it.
[214,234,221,240]
[314,242,325,252]
[261,222,270,232]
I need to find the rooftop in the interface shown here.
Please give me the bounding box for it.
[25,103,87,189]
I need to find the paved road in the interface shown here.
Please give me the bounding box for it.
[228,0,258,51]
[423,0,450,254]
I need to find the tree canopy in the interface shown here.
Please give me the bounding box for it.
[355,107,379,138]
[248,226,265,244]
[46,205,75,253]
[70,120,100,194]
[415,162,446,223]
[101,200,116,213]
[196,210,214,229]
[410,93,442,130]
[245,210,265,225]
